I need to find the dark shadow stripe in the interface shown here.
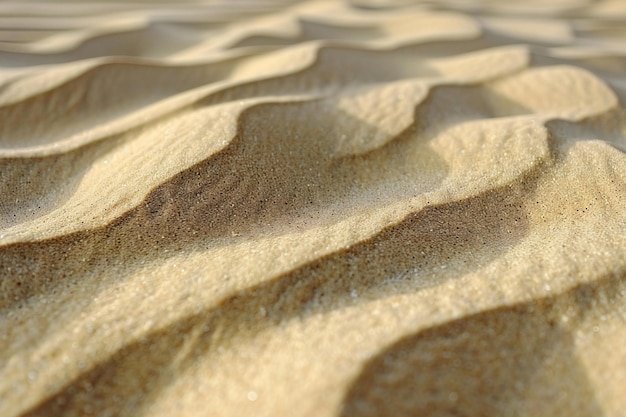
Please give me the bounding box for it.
[339,269,625,417]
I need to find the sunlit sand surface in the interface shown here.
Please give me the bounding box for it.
[1,1,626,416]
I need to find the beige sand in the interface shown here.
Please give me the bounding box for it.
[1,0,625,416]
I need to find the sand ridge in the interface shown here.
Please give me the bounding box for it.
[1,1,626,416]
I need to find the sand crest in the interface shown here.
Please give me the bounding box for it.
[1,1,626,416]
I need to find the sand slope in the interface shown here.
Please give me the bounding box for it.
[1,1,626,416]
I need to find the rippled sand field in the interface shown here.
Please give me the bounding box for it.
[1,1,626,416]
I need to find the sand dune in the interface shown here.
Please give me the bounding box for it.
[1,1,625,416]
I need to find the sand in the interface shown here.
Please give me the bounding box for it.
[1,0,625,416]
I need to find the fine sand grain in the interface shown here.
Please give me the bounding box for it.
[1,1,626,416]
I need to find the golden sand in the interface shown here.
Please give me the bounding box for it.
[1,0,625,416]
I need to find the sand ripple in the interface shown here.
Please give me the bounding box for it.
[1,1,625,416]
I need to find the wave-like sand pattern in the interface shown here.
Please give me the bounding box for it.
[1,1,625,416]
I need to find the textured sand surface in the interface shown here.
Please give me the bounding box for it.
[1,0,626,416]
